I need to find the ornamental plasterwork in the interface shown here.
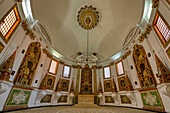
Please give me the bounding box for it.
[143,92,158,106]
[77,5,100,30]
[11,90,28,105]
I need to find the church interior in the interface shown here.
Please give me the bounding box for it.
[0,0,170,113]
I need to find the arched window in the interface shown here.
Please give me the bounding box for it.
[133,44,156,88]
[15,42,41,87]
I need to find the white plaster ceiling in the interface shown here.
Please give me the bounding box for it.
[30,0,144,60]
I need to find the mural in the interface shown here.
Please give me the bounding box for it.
[133,44,156,89]
[80,64,92,93]
[120,95,131,104]
[155,54,170,83]
[105,96,114,103]
[40,94,52,103]
[46,75,56,90]
[61,79,69,92]
[140,89,164,112]
[15,42,41,87]
[0,51,16,81]
[0,41,4,53]
[4,87,31,110]
[58,95,67,103]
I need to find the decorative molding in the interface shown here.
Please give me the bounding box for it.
[152,0,159,8]
[157,83,170,98]
[138,24,152,43]
[26,30,36,40]
[15,0,23,2]
[43,49,52,58]
[77,5,100,30]
[110,62,115,66]
[122,51,131,60]
[59,61,64,65]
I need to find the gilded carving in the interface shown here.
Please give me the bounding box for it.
[80,64,92,93]
[152,0,159,8]
[15,42,41,87]
[155,54,170,83]
[133,44,156,89]
[104,79,117,92]
[77,5,100,30]
[118,75,133,91]
[0,51,16,81]
[122,51,131,60]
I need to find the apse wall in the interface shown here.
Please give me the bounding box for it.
[0,0,169,112]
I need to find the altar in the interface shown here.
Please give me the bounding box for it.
[78,95,94,104]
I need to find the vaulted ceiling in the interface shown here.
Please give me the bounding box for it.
[30,0,144,60]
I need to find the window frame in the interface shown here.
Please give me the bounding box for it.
[153,10,170,48]
[62,64,71,78]
[116,60,125,76]
[48,59,58,75]
[0,4,21,43]
[103,66,111,79]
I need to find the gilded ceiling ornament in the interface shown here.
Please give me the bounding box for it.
[77,5,100,30]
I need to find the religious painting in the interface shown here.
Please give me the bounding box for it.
[155,54,170,83]
[14,42,41,87]
[40,94,52,103]
[133,44,156,89]
[58,95,67,103]
[104,80,112,92]
[4,87,31,111]
[61,79,69,92]
[46,75,56,90]
[118,77,126,91]
[140,89,164,112]
[80,64,92,93]
[0,41,4,53]
[105,96,114,103]
[118,75,133,91]
[120,95,131,104]
[0,51,16,81]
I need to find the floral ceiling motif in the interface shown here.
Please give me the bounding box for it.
[77,5,100,30]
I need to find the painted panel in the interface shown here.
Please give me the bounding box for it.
[105,96,114,103]
[4,87,31,111]
[40,94,52,103]
[61,79,69,92]
[58,95,67,103]
[46,75,56,90]
[120,95,131,104]
[140,89,164,112]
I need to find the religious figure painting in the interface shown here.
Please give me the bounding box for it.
[133,44,156,89]
[61,79,69,92]
[14,42,41,87]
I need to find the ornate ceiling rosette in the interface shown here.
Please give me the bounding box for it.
[77,5,100,30]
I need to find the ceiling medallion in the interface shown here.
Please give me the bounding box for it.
[77,5,99,30]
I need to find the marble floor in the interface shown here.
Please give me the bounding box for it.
[6,105,155,113]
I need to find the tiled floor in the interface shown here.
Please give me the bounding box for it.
[6,105,155,113]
